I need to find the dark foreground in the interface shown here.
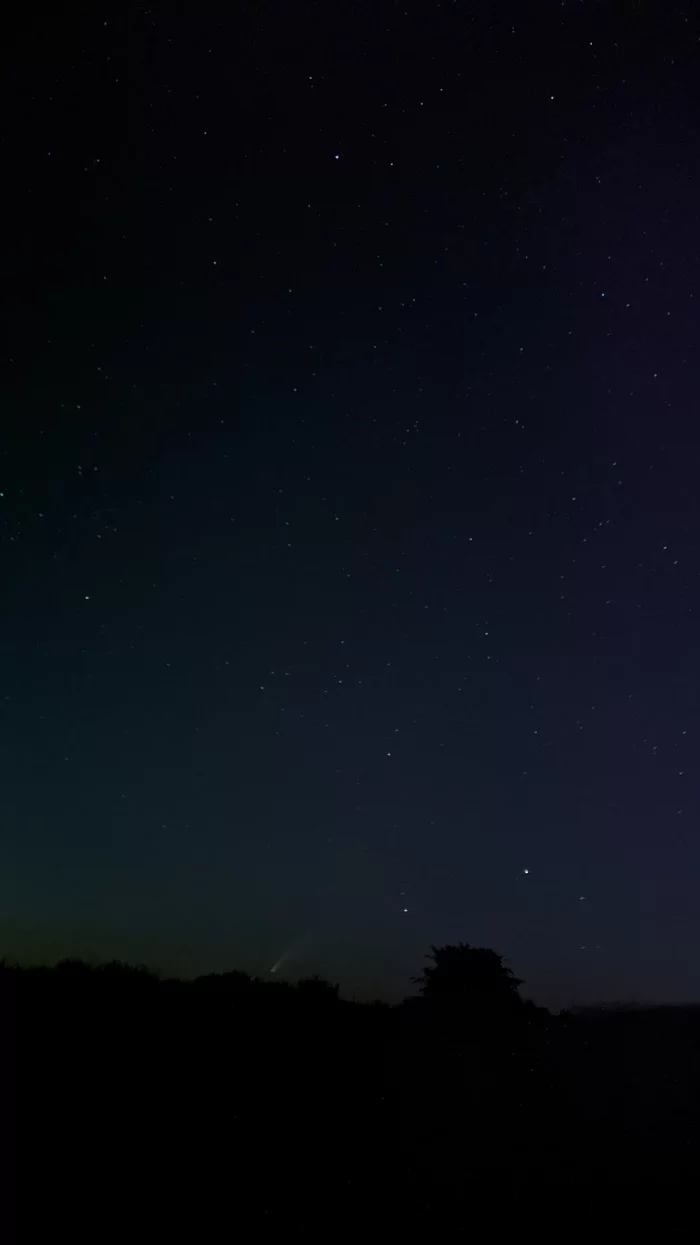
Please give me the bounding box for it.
[7,960,700,1233]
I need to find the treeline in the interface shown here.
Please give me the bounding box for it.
[7,943,700,1228]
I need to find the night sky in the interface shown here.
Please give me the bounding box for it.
[4,1,700,1007]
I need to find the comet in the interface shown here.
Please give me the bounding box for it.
[269,931,310,974]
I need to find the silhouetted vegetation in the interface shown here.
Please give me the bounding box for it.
[8,942,700,1231]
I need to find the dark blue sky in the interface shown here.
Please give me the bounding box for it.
[4,0,700,1007]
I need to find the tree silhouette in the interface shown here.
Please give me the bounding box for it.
[413,943,524,1020]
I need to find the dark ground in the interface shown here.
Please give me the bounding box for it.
[8,960,700,1234]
